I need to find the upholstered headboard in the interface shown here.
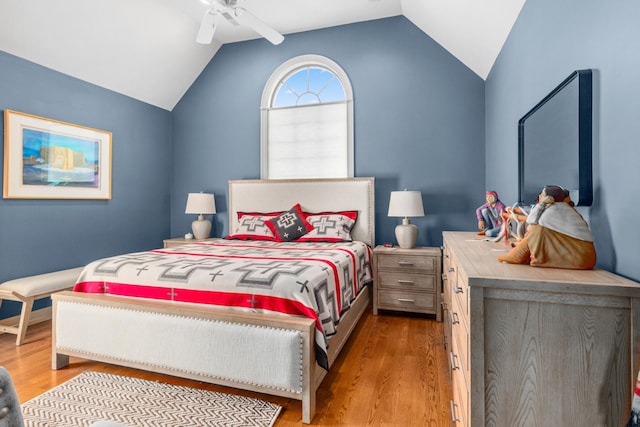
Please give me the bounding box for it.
[228,178,375,247]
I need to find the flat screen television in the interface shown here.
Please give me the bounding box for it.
[518,69,593,206]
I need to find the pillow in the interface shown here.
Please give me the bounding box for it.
[296,210,358,242]
[225,211,281,241]
[265,204,314,242]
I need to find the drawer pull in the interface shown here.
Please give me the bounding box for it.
[448,267,455,273]
[397,298,415,303]
[450,401,461,424]
[397,261,415,266]
[450,352,460,370]
[454,285,463,294]
[396,279,415,285]
[450,311,460,325]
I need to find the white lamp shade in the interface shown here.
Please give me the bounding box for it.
[185,193,216,215]
[388,190,424,218]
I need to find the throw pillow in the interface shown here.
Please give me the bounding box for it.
[266,204,314,242]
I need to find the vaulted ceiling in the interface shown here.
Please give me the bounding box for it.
[0,0,525,110]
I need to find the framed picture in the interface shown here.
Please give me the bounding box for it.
[3,110,112,199]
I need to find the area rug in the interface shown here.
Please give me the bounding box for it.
[21,371,282,427]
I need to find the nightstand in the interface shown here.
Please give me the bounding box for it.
[373,245,442,320]
[163,237,215,248]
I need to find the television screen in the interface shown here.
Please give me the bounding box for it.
[518,69,593,206]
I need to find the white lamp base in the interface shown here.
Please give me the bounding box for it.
[191,215,212,240]
[395,218,418,249]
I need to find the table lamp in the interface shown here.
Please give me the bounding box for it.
[185,192,216,240]
[388,190,424,249]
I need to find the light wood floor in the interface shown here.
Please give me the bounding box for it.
[0,306,452,426]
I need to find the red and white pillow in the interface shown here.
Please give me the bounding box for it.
[225,211,281,241]
[296,210,358,242]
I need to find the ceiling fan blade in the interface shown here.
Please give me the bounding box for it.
[233,8,284,45]
[196,9,217,44]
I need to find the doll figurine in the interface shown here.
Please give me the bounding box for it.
[476,191,507,237]
[497,185,596,269]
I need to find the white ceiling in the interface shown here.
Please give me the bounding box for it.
[0,0,525,111]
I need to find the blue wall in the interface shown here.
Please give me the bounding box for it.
[0,52,172,318]
[3,2,637,321]
[171,16,485,247]
[485,0,640,281]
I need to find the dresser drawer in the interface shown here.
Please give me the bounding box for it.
[377,289,436,312]
[377,254,436,272]
[377,271,437,292]
[450,265,469,322]
[450,327,469,426]
[452,318,469,377]
[451,363,469,427]
[453,286,469,323]
[444,252,464,296]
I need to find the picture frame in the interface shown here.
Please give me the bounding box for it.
[3,110,112,199]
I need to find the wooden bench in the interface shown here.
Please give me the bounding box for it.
[0,267,84,345]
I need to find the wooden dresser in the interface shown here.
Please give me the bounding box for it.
[372,246,442,320]
[442,231,640,427]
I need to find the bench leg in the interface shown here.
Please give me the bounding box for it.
[16,296,34,345]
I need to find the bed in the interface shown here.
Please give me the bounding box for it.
[51,177,375,423]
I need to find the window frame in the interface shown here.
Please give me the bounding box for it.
[260,54,354,179]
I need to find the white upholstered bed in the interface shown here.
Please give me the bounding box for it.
[51,177,375,423]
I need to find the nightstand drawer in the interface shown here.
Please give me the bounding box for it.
[377,290,436,311]
[376,254,436,272]
[377,271,436,292]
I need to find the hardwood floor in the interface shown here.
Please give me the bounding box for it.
[0,306,452,426]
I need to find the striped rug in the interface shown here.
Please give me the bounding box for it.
[21,371,282,426]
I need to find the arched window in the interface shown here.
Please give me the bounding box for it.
[261,55,354,179]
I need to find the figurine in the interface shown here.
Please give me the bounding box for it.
[492,204,529,243]
[497,185,596,269]
[475,191,507,237]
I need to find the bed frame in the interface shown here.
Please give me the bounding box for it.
[51,177,375,424]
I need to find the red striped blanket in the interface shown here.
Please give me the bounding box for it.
[73,239,373,370]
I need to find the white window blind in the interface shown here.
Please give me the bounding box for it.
[267,102,348,179]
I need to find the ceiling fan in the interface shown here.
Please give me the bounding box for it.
[196,0,284,46]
